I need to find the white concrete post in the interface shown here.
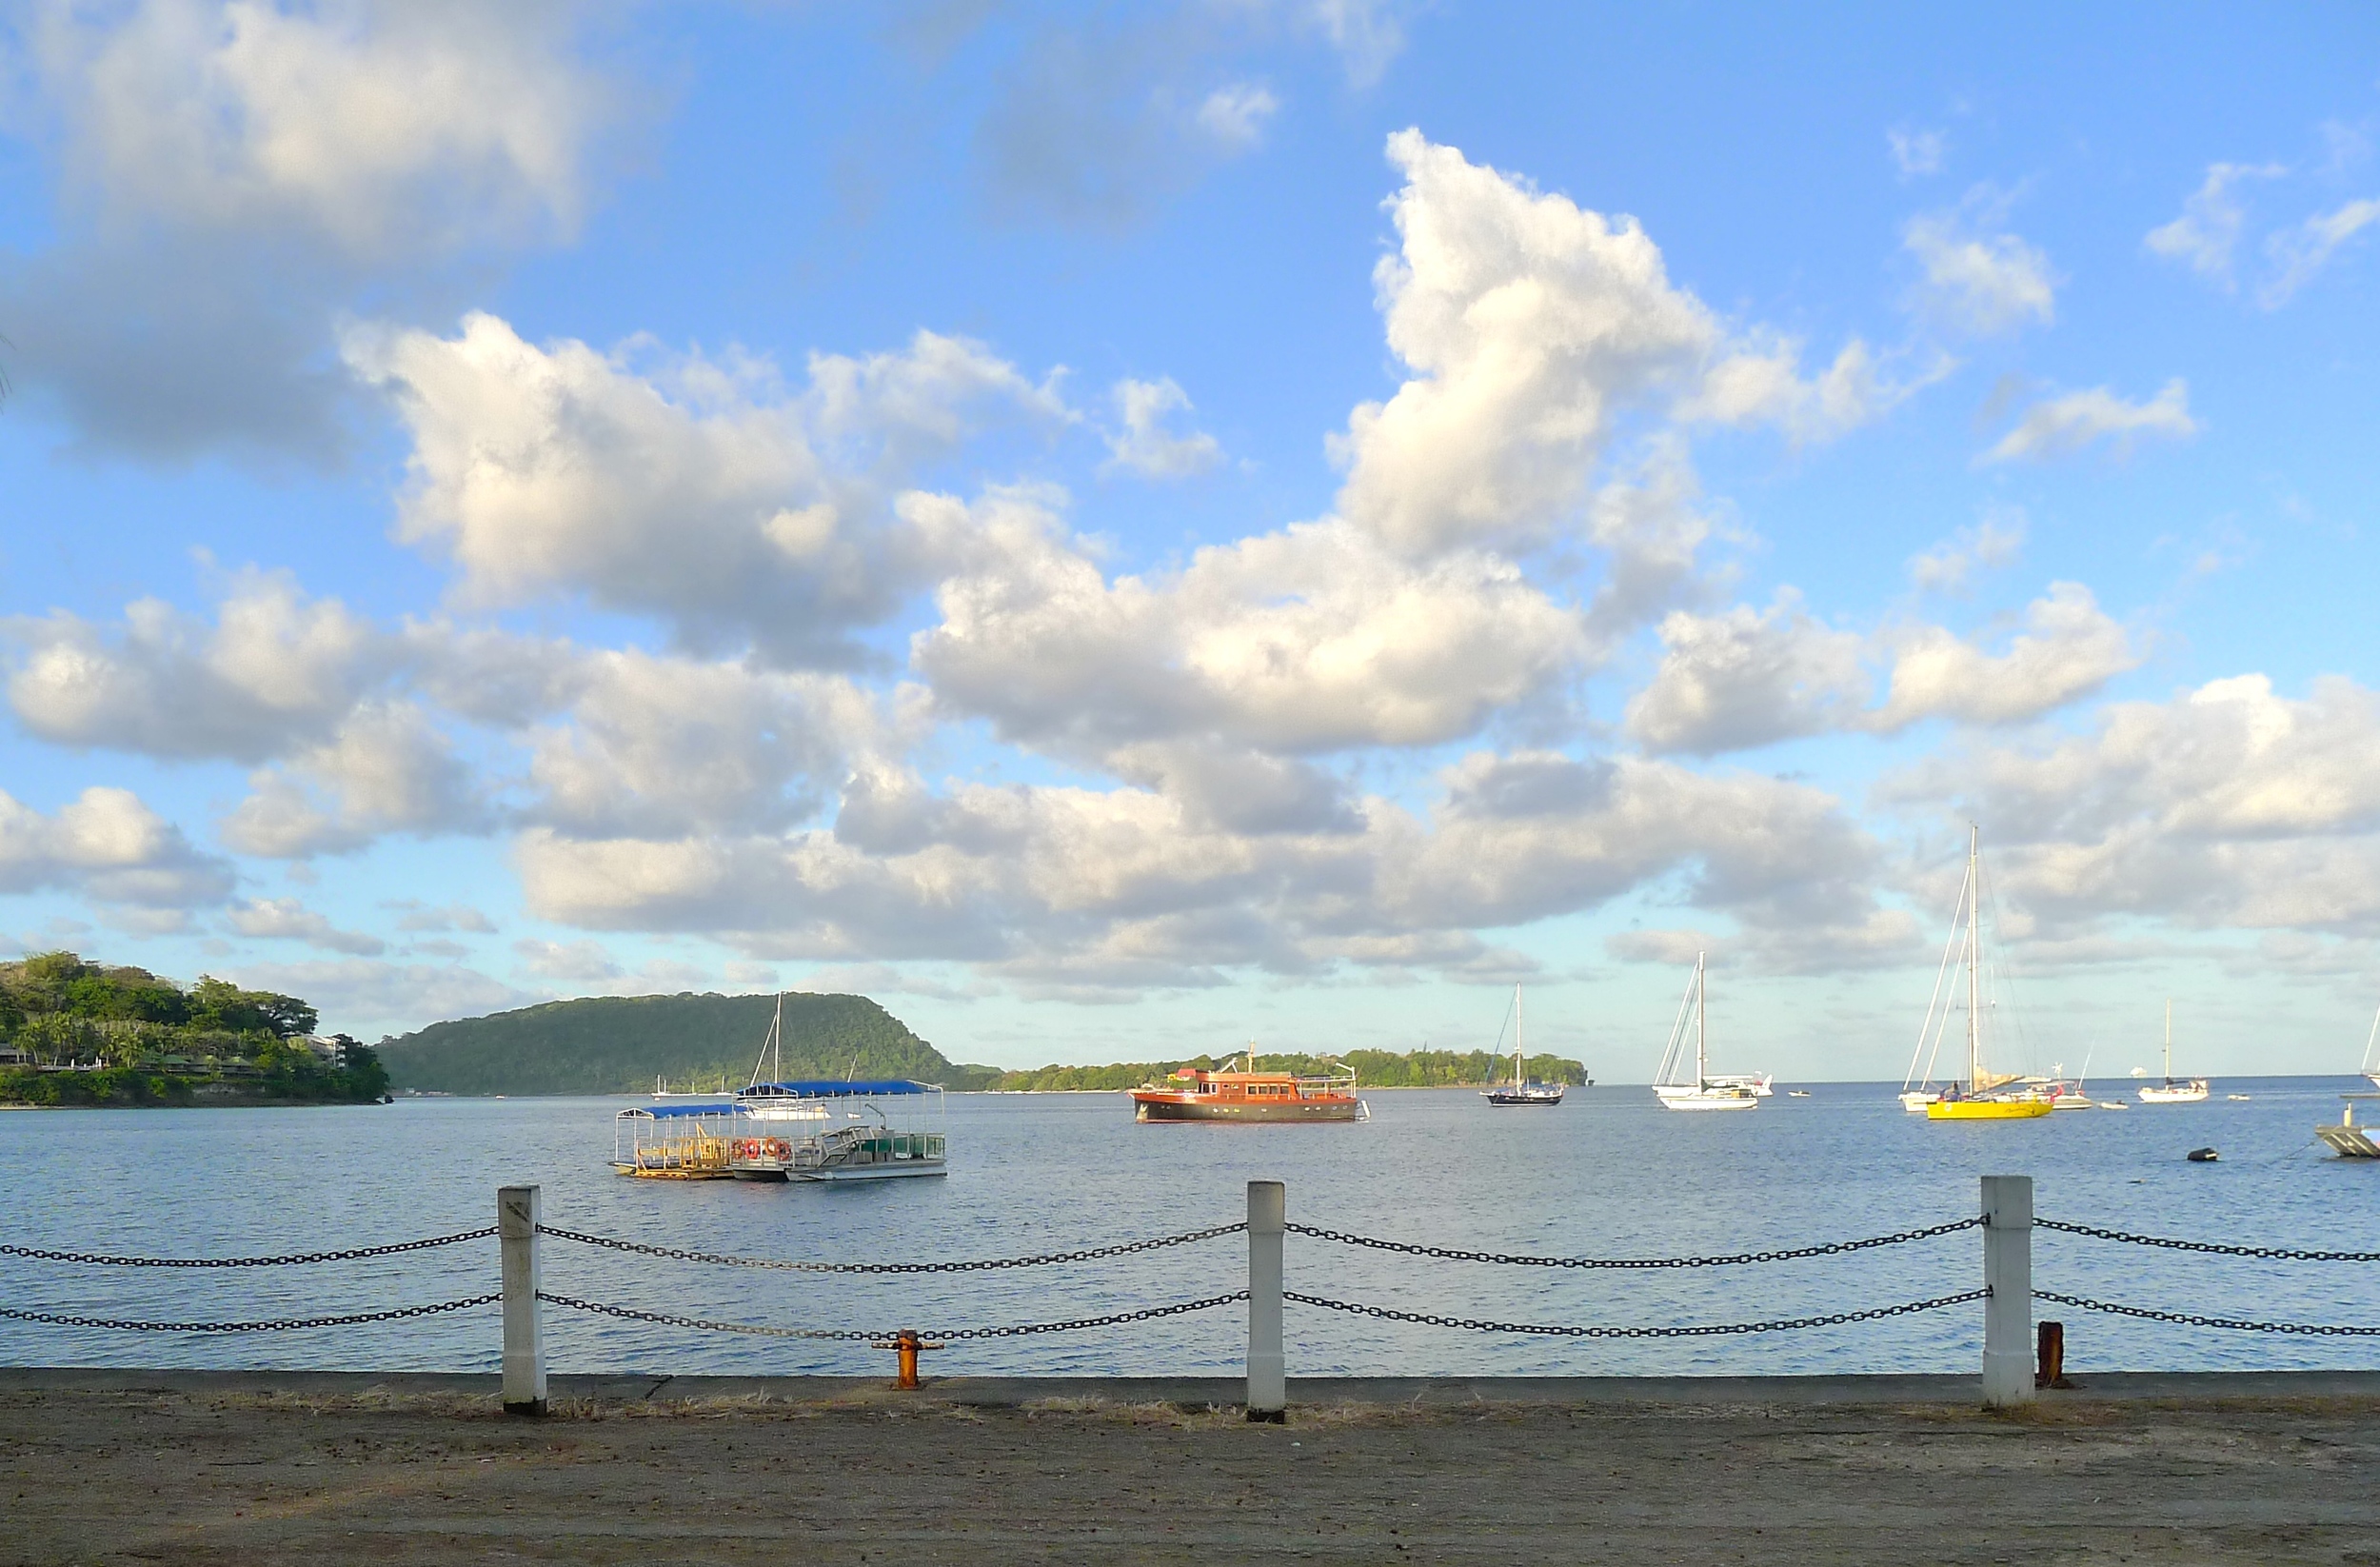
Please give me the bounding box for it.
[1246,1180,1285,1422]
[499,1184,546,1416]
[1980,1174,2034,1408]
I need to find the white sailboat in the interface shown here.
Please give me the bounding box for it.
[2136,1000,2210,1103]
[1652,953,1758,1112]
[2361,1004,2380,1091]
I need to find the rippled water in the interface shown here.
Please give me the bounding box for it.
[5,1079,2374,1379]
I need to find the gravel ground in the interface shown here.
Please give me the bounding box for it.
[6,1386,2379,1565]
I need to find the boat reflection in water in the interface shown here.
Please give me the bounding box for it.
[1128,1056,1366,1122]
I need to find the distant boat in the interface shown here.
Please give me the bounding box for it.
[2361,1004,2380,1090]
[1651,953,1758,1112]
[1787,1089,1812,1098]
[1482,984,1564,1106]
[1906,826,2053,1121]
[2136,1001,2210,1103]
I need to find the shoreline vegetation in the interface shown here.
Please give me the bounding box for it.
[979,1050,1591,1093]
[376,990,1590,1097]
[0,952,389,1109]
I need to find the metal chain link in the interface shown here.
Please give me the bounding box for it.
[1282,1216,1981,1270]
[2037,1289,2380,1337]
[1283,1288,1989,1339]
[0,1294,500,1334]
[537,1289,1249,1342]
[536,1220,1247,1275]
[2035,1219,2380,1263]
[0,1226,499,1269]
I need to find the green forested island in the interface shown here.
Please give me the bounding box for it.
[378,990,999,1095]
[0,951,389,1107]
[377,989,1587,1097]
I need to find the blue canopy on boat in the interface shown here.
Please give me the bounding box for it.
[742,1079,934,1098]
[623,1101,741,1118]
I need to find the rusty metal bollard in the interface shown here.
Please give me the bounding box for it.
[870,1328,944,1389]
[2035,1319,2073,1389]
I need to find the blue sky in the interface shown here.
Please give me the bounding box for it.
[3,1,2377,1081]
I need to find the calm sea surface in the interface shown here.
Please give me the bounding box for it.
[5,1079,2375,1379]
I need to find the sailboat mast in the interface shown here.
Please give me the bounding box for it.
[1516,983,1525,1084]
[1696,951,1708,1088]
[2163,998,2172,1084]
[1966,824,1980,1089]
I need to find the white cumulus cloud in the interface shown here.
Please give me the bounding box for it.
[228,897,387,956]
[22,0,606,258]
[2146,162,2288,287]
[1981,379,2198,465]
[0,786,233,909]
[1331,130,1725,557]
[1101,377,1223,478]
[2260,196,2380,308]
[6,572,390,762]
[347,313,1070,665]
[1903,193,2057,336]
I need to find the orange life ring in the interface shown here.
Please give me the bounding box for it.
[765,1139,790,1159]
[738,1139,762,1159]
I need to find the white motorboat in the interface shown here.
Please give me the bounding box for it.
[1652,953,1759,1112]
[2136,1001,2210,1103]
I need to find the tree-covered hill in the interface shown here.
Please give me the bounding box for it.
[377,991,1002,1095]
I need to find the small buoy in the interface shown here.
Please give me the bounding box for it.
[2187,1146,2219,1162]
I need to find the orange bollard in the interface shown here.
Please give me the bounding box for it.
[2035,1319,2073,1389]
[870,1329,944,1389]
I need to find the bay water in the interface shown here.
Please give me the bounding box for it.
[5,1078,2374,1379]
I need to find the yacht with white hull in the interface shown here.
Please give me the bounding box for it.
[2136,1001,2209,1103]
[1652,953,1758,1112]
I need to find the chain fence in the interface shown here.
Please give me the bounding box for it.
[1284,1288,1990,1339]
[1283,1216,1979,1269]
[7,1202,2377,1357]
[2033,1219,2380,1263]
[0,1227,498,1268]
[537,1289,1249,1342]
[0,1295,499,1334]
[536,1220,1246,1274]
[2036,1290,2380,1338]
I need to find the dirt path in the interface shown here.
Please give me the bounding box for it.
[6,1387,2377,1565]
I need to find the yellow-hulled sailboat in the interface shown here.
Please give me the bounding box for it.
[1912,826,2053,1122]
